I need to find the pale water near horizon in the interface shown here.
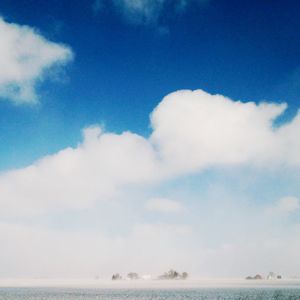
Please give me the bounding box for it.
[0,287,300,300]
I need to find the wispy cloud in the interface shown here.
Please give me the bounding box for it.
[93,0,208,26]
[114,0,167,25]
[146,198,183,213]
[267,196,300,216]
[0,17,73,104]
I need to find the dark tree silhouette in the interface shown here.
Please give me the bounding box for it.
[112,273,122,280]
[127,272,139,280]
[158,269,188,280]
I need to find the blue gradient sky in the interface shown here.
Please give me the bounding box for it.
[0,0,300,170]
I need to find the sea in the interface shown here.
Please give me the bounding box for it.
[1,280,300,300]
[0,287,300,300]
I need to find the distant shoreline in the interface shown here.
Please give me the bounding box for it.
[0,278,300,289]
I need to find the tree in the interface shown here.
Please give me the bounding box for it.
[181,272,188,279]
[167,269,179,279]
[127,272,139,280]
[158,269,187,279]
[112,273,122,280]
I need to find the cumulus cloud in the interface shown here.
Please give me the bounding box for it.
[151,90,300,173]
[0,126,161,217]
[0,17,73,103]
[146,198,183,213]
[1,89,300,217]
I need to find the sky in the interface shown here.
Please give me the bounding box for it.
[0,0,300,279]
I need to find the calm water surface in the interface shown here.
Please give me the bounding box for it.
[0,288,300,300]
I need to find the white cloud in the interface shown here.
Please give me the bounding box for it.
[1,89,300,217]
[0,17,73,103]
[151,89,300,173]
[0,126,161,217]
[146,198,183,213]
[267,196,300,216]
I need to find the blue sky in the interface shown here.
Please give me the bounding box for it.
[0,0,300,279]
[1,0,300,170]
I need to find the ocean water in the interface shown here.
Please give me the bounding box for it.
[0,288,300,300]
